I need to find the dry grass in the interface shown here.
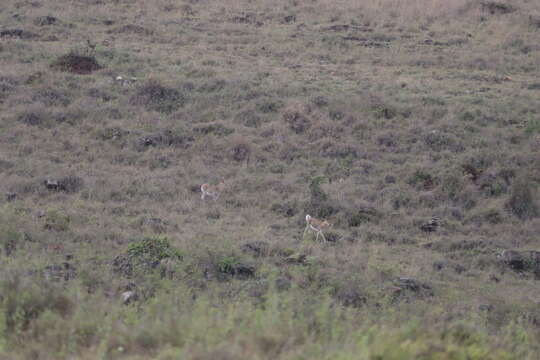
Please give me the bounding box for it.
[0,0,539,358]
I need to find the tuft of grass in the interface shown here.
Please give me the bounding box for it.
[1,0,540,357]
[505,177,539,220]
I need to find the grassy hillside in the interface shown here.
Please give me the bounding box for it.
[1,0,539,358]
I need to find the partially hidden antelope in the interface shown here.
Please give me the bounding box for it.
[200,179,225,200]
[303,214,331,242]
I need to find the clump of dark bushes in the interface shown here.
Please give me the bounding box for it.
[50,52,102,74]
[130,80,186,113]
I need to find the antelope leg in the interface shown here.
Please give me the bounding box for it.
[303,224,310,238]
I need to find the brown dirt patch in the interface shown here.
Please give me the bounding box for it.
[50,53,102,75]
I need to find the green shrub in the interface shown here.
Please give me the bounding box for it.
[44,210,70,232]
[1,275,73,333]
[524,117,540,135]
[217,256,240,274]
[127,236,184,268]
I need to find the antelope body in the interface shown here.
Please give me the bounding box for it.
[201,179,225,200]
[303,214,331,242]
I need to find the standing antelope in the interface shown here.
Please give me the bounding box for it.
[201,179,225,200]
[303,214,331,242]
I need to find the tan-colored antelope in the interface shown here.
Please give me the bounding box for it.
[200,179,225,200]
[303,214,331,242]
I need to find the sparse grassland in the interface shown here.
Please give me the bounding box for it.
[0,0,539,358]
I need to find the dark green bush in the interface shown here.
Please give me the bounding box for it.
[126,236,184,268]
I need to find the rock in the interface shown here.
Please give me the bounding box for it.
[420,217,440,232]
[114,75,138,87]
[43,176,84,193]
[120,283,139,304]
[478,304,493,312]
[44,179,60,190]
[121,291,138,305]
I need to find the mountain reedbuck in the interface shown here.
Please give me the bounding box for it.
[201,179,225,201]
[303,214,331,242]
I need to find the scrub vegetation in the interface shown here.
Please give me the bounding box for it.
[0,0,539,358]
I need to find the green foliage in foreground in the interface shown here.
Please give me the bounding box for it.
[0,281,537,360]
[127,236,184,265]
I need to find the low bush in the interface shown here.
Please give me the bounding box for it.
[505,177,539,220]
[130,80,186,113]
